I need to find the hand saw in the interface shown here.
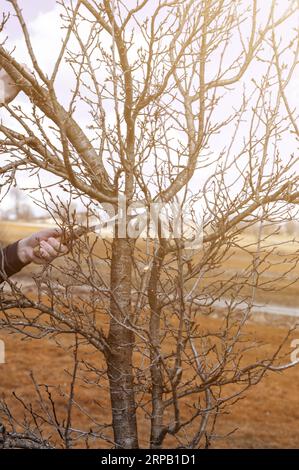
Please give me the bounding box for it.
[33,214,120,259]
[32,211,149,259]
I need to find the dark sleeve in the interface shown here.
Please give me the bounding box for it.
[0,241,29,284]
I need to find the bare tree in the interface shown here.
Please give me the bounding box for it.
[0,0,299,449]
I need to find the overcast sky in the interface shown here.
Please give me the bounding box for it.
[4,0,56,35]
[0,1,298,219]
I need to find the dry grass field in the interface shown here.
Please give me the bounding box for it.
[0,221,57,244]
[1,221,299,448]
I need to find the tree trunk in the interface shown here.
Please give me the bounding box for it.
[148,246,166,448]
[107,237,138,448]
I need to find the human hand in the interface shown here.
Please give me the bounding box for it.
[17,228,68,265]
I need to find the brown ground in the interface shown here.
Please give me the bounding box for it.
[1,313,299,448]
[1,221,299,448]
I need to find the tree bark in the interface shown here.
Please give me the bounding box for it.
[107,237,138,448]
[148,246,166,448]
